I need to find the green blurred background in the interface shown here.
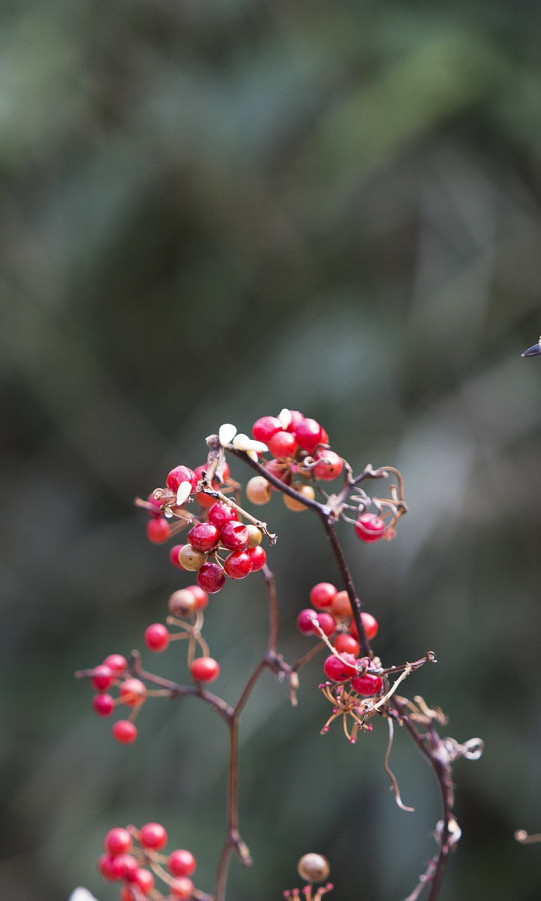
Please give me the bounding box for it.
[3,0,541,898]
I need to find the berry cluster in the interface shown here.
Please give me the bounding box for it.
[297,581,379,661]
[99,823,197,900]
[143,462,232,545]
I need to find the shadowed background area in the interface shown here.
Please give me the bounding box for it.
[2,1,541,899]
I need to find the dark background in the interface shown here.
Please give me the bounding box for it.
[3,1,541,899]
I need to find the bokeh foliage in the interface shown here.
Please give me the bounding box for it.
[2,0,541,899]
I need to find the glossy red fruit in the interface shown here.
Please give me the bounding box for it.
[297,608,318,635]
[294,417,324,453]
[189,584,209,609]
[315,612,336,637]
[168,849,197,877]
[309,582,337,609]
[351,673,383,696]
[103,654,127,674]
[223,550,252,579]
[246,545,266,571]
[207,502,238,529]
[190,656,220,683]
[312,450,343,480]
[112,720,138,744]
[92,693,115,717]
[197,562,226,593]
[333,633,360,656]
[146,517,170,544]
[323,653,358,682]
[140,821,168,850]
[267,430,297,458]
[170,877,194,899]
[91,664,114,691]
[104,827,133,856]
[187,522,221,552]
[166,465,197,493]
[98,853,120,880]
[350,612,379,641]
[252,415,282,443]
[354,513,387,543]
[144,623,170,652]
[220,521,249,551]
[131,867,155,894]
[112,852,139,880]
[119,678,147,707]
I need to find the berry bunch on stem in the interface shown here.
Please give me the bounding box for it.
[77,408,482,901]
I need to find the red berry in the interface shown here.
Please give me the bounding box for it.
[91,664,114,691]
[267,430,297,458]
[313,450,343,481]
[120,678,147,707]
[112,853,139,880]
[246,545,266,571]
[361,611,378,640]
[252,415,282,443]
[297,608,318,635]
[146,517,170,544]
[197,562,226,594]
[187,522,221,552]
[93,693,115,717]
[220,521,249,551]
[283,409,305,432]
[263,458,290,487]
[140,821,168,850]
[144,623,170,652]
[166,465,197,493]
[294,417,324,453]
[207,502,238,529]
[112,720,138,744]
[170,877,194,899]
[189,584,209,609]
[354,513,387,543]
[315,612,336,637]
[309,582,337,609]
[120,886,138,901]
[98,853,119,880]
[190,656,220,683]
[169,544,185,569]
[169,849,197,878]
[104,827,132,856]
[131,867,155,894]
[194,464,230,507]
[223,550,252,579]
[103,654,127,674]
[350,673,383,696]
[333,633,360,656]
[331,590,351,617]
[323,653,357,682]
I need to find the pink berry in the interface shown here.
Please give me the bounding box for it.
[168,849,197,878]
[189,584,209,609]
[323,653,357,682]
[207,502,238,529]
[267,430,297,458]
[294,417,324,453]
[112,720,138,744]
[103,654,127,674]
[170,877,194,899]
[333,633,360,656]
[223,550,252,579]
[90,664,114,691]
[144,623,170,652]
[246,545,266,571]
[146,517,170,544]
[354,513,387,543]
[98,853,119,880]
[252,415,282,443]
[197,562,226,593]
[309,582,337,609]
[350,673,383,696]
[313,450,343,480]
[166,465,197,493]
[92,693,115,717]
[190,656,220,682]
[316,612,336,637]
[169,544,185,569]
[297,609,318,635]
[187,522,221,552]
[120,678,147,707]
[104,827,132,856]
[131,866,155,894]
[220,521,249,551]
[140,821,168,850]
[112,853,139,880]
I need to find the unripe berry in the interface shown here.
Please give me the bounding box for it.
[246,476,271,505]
[168,588,198,616]
[140,821,168,850]
[197,562,226,593]
[120,678,147,707]
[144,623,170,652]
[297,853,330,883]
[190,656,220,683]
[245,524,263,547]
[112,720,137,744]
[283,483,315,511]
[169,849,197,877]
[177,544,207,571]
[354,513,387,542]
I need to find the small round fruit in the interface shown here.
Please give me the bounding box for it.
[246,545,266,571]
[104,827,133,856]
[297,852,330,883]
[267,429,297,458]
[312,450,343,481]
[220,521,249,551]
[223,550,252,579]
[103,654,127,674]
[350,673,383,696]
[323,653,357,682]
[330,590,351,617]
[315,612,336,637]
[131,867,155,894]
[350,611,379,642]
[252,415,282,443]
[294,418,324,454]
[140,822,168,850]
[283,483,315,512]
[189,584,209,609]
[310,582,337,610]
[169,544,185,569]
[197,562,226,594]
[207,501,238,529]
[166,465,197,493]
[168,849,197,878]
[120,678,147,707]
[92,693,115,717]
[144,623,170,652]
[333,633,360,656]
[187,522,221,552]
[146,517,170,544]
[170,877,194,899]
[112,853,139,880]
[190,656,220,683]
[112,720,138,744]
[354,513,387,542]
[297,608,318,635]
[245,524,263,547]
[177,544,207,571]
[168,589,198,616]
[246,476,272,505]
[90,664,114,691]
